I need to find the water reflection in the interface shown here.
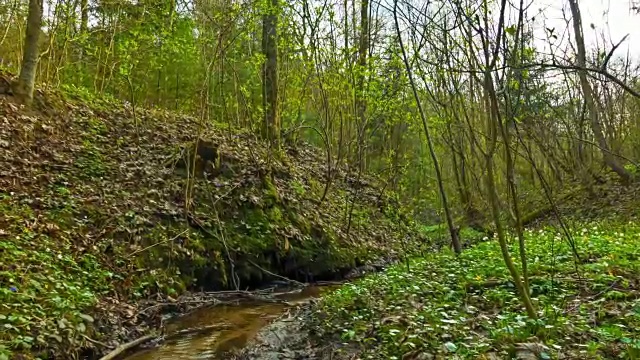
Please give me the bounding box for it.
[124,286,332,360]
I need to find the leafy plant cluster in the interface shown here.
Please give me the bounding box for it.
[0,196,112,360]
[313,222,640,359]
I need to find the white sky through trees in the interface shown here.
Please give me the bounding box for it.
[38,0,640,62]
[529,0,639,59]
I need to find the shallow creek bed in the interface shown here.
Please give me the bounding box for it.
[117,285,338,360]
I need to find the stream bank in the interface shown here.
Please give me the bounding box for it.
[0,88,423,360]
[121,285,336,360]
[101,259,392,360]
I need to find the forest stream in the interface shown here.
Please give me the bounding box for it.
[122,286,334,360]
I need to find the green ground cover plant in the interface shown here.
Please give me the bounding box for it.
[314,221,640,359]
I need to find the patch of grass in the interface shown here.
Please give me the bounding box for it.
[313,221,640,359]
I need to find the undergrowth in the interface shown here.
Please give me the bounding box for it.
[314,221,640,359]
[0,86,420,358]
[0,195,113,360]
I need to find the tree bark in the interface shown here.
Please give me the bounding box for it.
[262,0,280,146]
[485,76,537,319]
[13,0,43,105]
[473,0,536,318]
[568,0,632,183]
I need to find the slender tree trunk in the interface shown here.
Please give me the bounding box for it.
[568,0,632,183]
[13,0,43,105]
[485,68,536,319]
[471,0,536,318]
[355,0,369,171]
[485,146,536,318]
[393,1,461,254]
[262,0,280,146]
[80,0,88,34]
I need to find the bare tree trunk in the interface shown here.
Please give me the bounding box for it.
[393,1,461,254]
[472,0,536,318]
[484,64,536,319]
[262,0,280,146]
[80,0,88,34]
[13,0,43,105]
[568,0,632,183]
[355,0,369,171]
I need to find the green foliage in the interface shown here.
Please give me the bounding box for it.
[0,199,113,359]
[314,222,640,359]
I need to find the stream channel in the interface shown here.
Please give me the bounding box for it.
[123,285,335,360]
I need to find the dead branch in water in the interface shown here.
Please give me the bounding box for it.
[247,260,306,287]
[98,334,156,360]
[138,289,295,316]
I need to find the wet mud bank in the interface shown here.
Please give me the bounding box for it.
[230,304,344,360]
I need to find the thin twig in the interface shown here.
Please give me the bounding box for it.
[567,279,620,312]
[81,334,109,348]
[163,324,231,340]
[247,260,306,287]
[137,299,222,315]
[128,230,189,258]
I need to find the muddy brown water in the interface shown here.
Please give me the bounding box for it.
[123,286,334,360]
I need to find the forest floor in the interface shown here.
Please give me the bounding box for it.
[2,81,639,360]
[0,83,420,360]
[236,218,640,360]
[234,179,640,360]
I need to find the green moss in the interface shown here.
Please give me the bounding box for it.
[262,177,281,205]
[307,177,322,196]
[267,206,284,223]
[87,117,109,136]
[292,180,306,196]
[292,212,311,234]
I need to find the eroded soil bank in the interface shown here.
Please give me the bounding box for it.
[0,85,422,360]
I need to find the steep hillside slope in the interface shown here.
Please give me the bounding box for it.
[0,86,421,359]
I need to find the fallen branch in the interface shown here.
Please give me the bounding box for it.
[272,288,304,297]
[81,334,109,348]
[137,298,223,315]
[247,260,306,288]
[520,188,582,226]
[128,229,189,258]
[99,334,156,360]
[313,280,347,286]
[203,289,273,297]
[202,290,293,304]
[138,290,294,316]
